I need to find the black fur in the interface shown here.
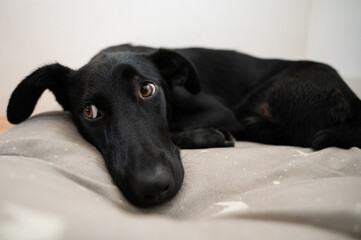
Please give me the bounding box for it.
[7,44,361,207]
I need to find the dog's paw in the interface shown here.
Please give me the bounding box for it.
[212,127,235,147]
[171,128,235,149]
[311,129,335,150]
[311,125,361,150]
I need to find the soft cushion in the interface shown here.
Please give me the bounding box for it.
[0,112,360,240]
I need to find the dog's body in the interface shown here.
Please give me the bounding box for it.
[7,44,361,207]
[171,47,361,149]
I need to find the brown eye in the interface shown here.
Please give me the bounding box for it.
[83,105,101,119]
[140,82,156,98]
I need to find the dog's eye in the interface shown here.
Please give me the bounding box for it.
[140,82,156,98]
[83,105,101,119]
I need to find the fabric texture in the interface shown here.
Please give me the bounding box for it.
[0,112,360,240]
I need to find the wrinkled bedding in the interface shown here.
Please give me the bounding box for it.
[0,112,360,240]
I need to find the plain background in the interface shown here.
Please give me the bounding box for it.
[0,0,360,117]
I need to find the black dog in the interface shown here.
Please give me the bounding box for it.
[7,44,361,207]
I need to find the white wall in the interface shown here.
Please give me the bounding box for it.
[307,0,361,95]
[0,0,360,117]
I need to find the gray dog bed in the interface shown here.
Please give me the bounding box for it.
[0,112,360,240]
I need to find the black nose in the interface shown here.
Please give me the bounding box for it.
[130,166,175,207]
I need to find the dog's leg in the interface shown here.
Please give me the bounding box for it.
[171,128,235,149]
[232,85,281,145]
[312,124,361,150]
[233,62,361,149]
[312,100,361,150]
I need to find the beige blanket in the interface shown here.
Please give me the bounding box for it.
[0,112,360,240]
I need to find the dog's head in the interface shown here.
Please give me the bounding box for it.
[7,46,200,207]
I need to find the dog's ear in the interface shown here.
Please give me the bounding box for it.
[150,49,201,94]
[7,63,74,124]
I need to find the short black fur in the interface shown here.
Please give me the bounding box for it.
[7,44,361,207]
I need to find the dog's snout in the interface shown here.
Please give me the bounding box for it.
[130,166,175,207]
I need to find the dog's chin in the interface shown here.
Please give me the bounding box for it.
[115,172,184,208]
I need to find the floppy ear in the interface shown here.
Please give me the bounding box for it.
[150,49,201,94]
[7,63,74,124]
